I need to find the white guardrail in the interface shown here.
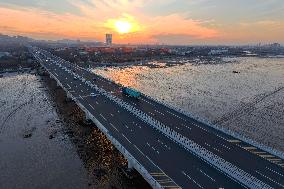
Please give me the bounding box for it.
[31,47,274,189]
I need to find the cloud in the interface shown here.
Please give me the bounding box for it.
[0,1,220,44]
[215,20,284,44]
[0,0,82,15]
[0,6,101,40]
[152,34,197,45]
[3,0,283,44]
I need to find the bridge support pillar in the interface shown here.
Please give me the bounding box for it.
[66,93,71,99]
[127,159,134,169]
[84,114,92,125]
[65,93,72,102]
[85,114,91,121]
[55,82,61,89]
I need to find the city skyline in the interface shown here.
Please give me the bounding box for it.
[0,0,284,45]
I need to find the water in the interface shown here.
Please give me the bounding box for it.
[0,73,88,189]
[93,57,284,152]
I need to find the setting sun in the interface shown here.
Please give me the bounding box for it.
[104,14,142,37]
[115,20,132,34]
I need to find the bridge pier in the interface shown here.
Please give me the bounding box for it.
[65,93,73,102]
[55,82,61,90]
[84,114,92,125]
[37,68,46,76]
[127,159,134,169]
[85,114,91,121]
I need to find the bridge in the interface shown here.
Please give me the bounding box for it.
[29,46,284,189]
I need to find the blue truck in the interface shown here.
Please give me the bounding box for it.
[122,87,141,98]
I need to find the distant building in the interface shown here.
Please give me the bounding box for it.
[106,34,112,46]
[208,49,228,55]
[270,43,281,48]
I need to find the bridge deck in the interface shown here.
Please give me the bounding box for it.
[29,46,284,189]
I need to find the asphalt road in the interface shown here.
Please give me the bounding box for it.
[30,47,284,189]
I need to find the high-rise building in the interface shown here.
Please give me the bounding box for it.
[106,34,112,46]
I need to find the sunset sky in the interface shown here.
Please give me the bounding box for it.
[0,0,283,45]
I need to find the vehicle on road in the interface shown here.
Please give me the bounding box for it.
[122,87,141,98]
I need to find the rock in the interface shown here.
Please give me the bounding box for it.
[49,134,55,139]
[23,133,32,138]
[232,70,240,73]
[93,168,107,179]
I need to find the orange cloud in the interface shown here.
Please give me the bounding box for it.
[0,2,219,44]
[0,7,100,39]
[217,20,284,44]
[1,0,284,44]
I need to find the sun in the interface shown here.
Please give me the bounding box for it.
[105,15,141,34]
[115,20,132,34]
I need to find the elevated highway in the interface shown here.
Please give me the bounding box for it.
[29,46,284,189]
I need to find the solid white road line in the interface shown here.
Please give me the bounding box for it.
[134,144,145,156]
[199,169,216,182]
[99,114,107,121]
[109,123,119,132]
[122,134,132,144]
[89,104,95,110]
